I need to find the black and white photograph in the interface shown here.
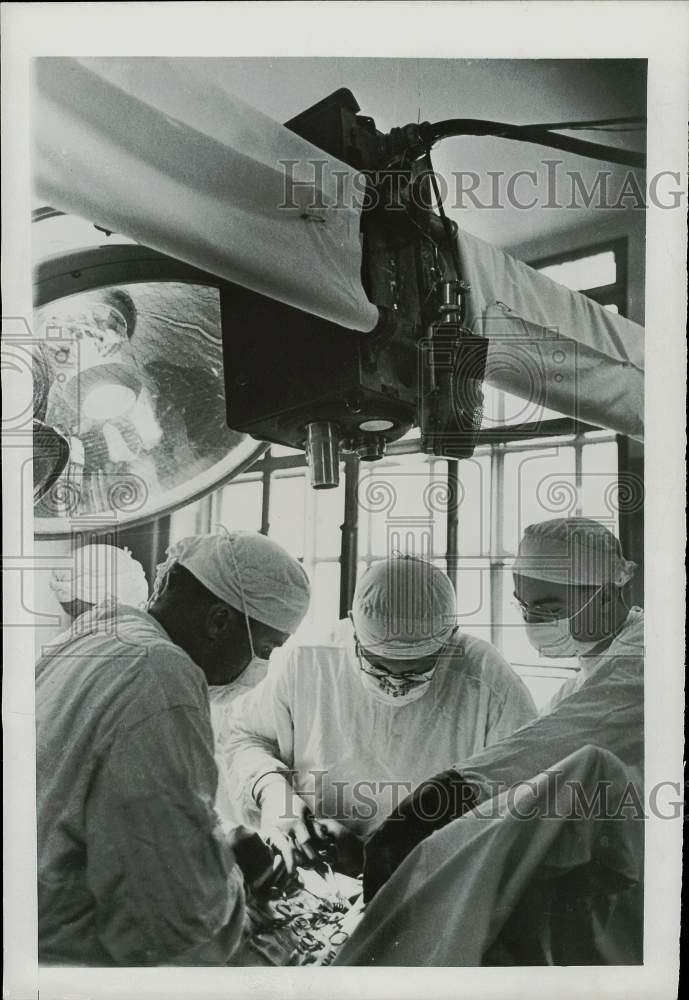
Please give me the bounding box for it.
[2,3,686,998]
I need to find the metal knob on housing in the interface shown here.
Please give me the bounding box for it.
[355,435,386,462]
[306,421,341,489]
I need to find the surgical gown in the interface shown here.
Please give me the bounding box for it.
[335,745,643,965]
[222,627,537,836]
[335,610,645,966]
[209,661,269,828]
[35,603,246,966]
[458,608,644,803]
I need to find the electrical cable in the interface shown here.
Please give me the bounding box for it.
[577,126,646,133]
[526,116,646,132]
[423,149,463,282]
[419,119,645,169]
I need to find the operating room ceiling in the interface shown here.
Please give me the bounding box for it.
[179,57,646,251]
[29,57,646,532]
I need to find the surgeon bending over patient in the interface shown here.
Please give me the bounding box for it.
[221,555,537,873]
[35,530,310,965]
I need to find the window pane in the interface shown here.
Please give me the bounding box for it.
[398,427,421,442]
[269,473,306,558]
[482,383,567,427]
[428,459,449,556]
[502,445,576,554]
[313,474,345,559]
[501,393,565,426]
[456,558,492,626]
[357,457,447,560]
[309,562,342,627]
[504,435,576,449]
[169,498,204,542]
[456,455,491,557]
[537,250,616,291]
[484,388,565,427]
[580,440,620,532]
[218,478,262,532]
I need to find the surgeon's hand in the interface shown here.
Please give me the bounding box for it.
[226,825,288,894]
[257,777,320,874]
[362,769,478,903]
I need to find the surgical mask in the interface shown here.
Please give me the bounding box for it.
[355,636,441,706]
[208,657,269,708]
[524,587,604,658]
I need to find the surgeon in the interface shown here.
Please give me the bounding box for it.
[222,555,537,875]
[49,542,149,624]
[35,530,310,966]
[363,517,643,901]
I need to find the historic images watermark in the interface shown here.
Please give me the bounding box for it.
[261,768,680,825]
[278,158,684,213]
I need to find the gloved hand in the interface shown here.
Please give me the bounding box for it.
[315,818,365,878]
[257,776,321,874]
[363,768,477,903]
[226,824,287,894]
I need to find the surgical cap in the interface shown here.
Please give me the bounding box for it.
[153,531,310,634]
[351,556,457,659]
[50,544,149,608]
[512,517,636,586]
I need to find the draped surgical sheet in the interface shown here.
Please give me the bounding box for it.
[457,231,645,440]
[33,58,645,437]
[33,58,378,332]
[335,745,643,966]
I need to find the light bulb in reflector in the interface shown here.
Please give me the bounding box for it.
[358,418,394,432]
[82,382,137,421]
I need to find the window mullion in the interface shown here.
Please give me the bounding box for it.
[489,445,505,650]
[303,473,316,583]
[446,460,459,593]
[260,458,271,536]
[574,434,584,516]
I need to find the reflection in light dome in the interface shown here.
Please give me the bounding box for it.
[33,275,267,535]
[102,421,138,463]
[82,383,137,421]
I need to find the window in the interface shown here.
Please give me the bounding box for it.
[357,454,449,570]
[471,430,620,706]
[171,427,620,707]
[171,453,346,639]
[477,241,628,703]
[530,240,628,314]
[536,250,617,292]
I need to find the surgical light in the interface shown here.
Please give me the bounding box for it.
[33,419,70,503]
[358,419,394,432]
[32,261,266,535]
